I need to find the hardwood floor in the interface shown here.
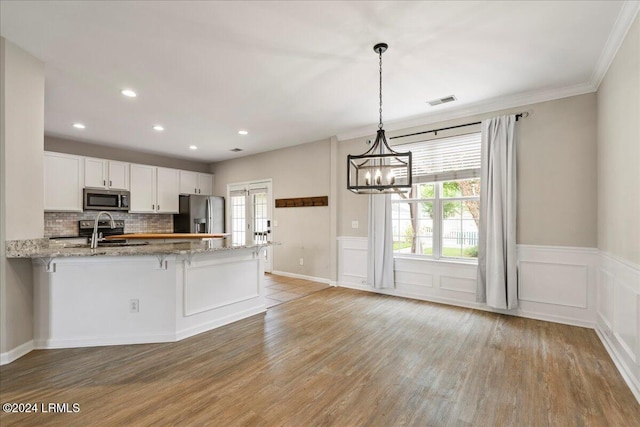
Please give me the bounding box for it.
[263,274,331,308]
[1,287,639,426]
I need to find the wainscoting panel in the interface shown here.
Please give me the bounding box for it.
[519,261,588,308]
[596,251,640,401]
[337,238,598,328]
[337,237,367,288]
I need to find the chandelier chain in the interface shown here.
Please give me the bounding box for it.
[378,48,383,130]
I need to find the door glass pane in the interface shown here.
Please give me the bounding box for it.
[230,194,246,245]
[252,192,268,244]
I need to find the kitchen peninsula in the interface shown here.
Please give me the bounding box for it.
[6,239,273,349]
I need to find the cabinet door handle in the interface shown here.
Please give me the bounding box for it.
[110,180,112,187]
[103,180,106,186]
[157,205,160,211]
[198,188,201,194]
[152,204,155,210]
[195,187,197,193]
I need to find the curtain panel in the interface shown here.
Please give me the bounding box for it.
[367,194,395,289]
[476,115,518,310]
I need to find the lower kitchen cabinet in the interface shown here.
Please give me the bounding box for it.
[130,164,179,213]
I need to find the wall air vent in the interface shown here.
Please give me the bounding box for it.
[230,148,243,152]
[427,95,457,106]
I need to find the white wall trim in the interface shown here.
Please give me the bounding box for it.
[0,340,34,366]
[271,270,336,286]
[590,1,640,89]
[596,326,640,403]
[338,237,599,328]
[175,306,266,341]
[34,333,177,350]
[595,249,640,403]
[336,82,595,142]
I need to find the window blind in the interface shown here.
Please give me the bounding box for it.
[395,132,481,183]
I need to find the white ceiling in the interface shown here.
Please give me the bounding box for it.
[1,1,637,162]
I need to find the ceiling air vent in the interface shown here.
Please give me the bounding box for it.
[427,95,457,107]
[230,148,243,152]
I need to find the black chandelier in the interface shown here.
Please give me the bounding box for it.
[347,43,412,194]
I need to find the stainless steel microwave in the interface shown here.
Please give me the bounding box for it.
[83,188,130,211]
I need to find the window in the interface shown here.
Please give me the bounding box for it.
[391,132,481,261]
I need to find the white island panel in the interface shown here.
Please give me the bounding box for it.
[32,246,268,349]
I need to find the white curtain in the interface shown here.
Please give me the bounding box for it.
[477,115,518,310]
[367,194,395,289]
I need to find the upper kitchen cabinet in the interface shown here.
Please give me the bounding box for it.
[156,167,180,213]
[84,158,129,190]
[44,152,84,212]
[130,164,179,214]
[179,171,214,196]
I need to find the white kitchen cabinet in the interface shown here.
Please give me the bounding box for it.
[129,164,156,213]
[44,152,84,212]
[179,171,198,195]
[198,173,214,196]
[108,161,129,190]
[156,167,180,213]
[130,164,179,213]
[179,171,214,195]
[84,158,129,190]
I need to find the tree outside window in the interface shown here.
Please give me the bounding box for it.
[392,178,480,260]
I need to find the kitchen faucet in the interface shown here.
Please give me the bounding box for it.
[91,211,116,249]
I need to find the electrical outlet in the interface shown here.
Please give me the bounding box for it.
[273,220,278,227]
[130,299,139,313]
[352,220,359,229]
[299,258,304,266]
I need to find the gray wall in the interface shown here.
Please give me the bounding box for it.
[45,135,211,173]
[1,38,44,355]
[597,13,640,265]
[338,93,598,249]
[211,139,332,279]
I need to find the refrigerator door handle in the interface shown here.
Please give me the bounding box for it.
[206,198,212,234]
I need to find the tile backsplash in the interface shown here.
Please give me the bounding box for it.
[44,212,173,237]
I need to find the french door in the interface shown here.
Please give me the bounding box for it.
[228,180,273,272]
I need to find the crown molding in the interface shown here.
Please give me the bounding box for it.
[590,1,640,90]
[336,81,595,142]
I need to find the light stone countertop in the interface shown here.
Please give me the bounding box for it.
[6,238,275,259]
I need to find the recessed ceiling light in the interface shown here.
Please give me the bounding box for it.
[189,145,198,150]
[238,130,248,135]
[152,125,165,131]
[121,89,137,98]
[73,123,86,129]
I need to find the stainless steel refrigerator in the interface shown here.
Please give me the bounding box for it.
[173,195,225,234]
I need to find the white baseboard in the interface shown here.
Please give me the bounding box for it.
[175,306,266,341]
[270,270,336,286]
[338,281,595,329]
[596,325,640,403]
[595,249,640,404]
[0,340,34,366]
[34,333,177,349]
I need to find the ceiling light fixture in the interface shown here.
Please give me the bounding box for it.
[73,123,86,129]
[238,130,248,135]
[121,89,137,98]
[189,145,198,150]
[152,125,165,131]
[347,43,412,194]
